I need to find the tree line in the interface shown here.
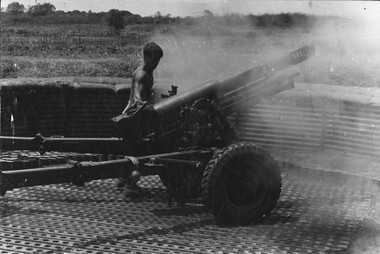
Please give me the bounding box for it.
[6,2,55,15]
[3,2,177,26]
[3,2,322,30]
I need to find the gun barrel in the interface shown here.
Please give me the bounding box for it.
[221,71,299,114]
[154,45,315,123]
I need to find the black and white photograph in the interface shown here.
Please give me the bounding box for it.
[0,0,379,253]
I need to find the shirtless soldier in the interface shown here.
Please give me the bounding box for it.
[118,42,164,198]
[122,42,163,113]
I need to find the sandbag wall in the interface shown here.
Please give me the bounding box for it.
[0,77,131,138]
[64,83,129,137]
[234,83,380,158]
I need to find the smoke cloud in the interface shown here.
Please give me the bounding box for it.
[150,13,379,91]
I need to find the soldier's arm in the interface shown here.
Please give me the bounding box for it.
[132,71,146,102]
[122,71,141,114]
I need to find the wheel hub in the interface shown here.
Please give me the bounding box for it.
[225,158,269,210]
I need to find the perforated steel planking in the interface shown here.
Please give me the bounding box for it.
[0,150,374,253]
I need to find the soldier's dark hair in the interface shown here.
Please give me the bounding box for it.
[143,42,163,59]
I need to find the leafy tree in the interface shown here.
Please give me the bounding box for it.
[119,10,133,16]
[125,14,142,25]
[203,10,214,18]
[152,11,175,24]
[28,3,56,16]
[107,9,125,33]
[154,11,162,19]
[6,2,25,14]
[71,10,81,15]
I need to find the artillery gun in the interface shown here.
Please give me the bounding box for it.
[0,45,315,225]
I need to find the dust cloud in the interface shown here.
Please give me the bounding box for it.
[310,15,380,87]
[151,14,380,91]
[150,20,302,93]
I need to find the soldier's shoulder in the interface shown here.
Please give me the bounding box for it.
[133,67,146,80]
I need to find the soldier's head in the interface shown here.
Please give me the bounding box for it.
[143,42,163,70]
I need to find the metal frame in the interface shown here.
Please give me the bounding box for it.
[0,148,213,196]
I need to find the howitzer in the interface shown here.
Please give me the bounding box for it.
[0,45,315,225]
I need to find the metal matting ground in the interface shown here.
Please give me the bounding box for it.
[0,150,375,254]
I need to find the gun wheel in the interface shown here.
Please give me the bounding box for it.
[202,143,281,225]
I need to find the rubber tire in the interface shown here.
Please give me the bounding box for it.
[202,142,282,225]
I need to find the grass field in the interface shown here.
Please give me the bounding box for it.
[1,19,379,89]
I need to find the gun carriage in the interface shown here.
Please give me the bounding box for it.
[0,45,315,225]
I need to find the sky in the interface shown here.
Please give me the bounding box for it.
[1,0,379,20]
